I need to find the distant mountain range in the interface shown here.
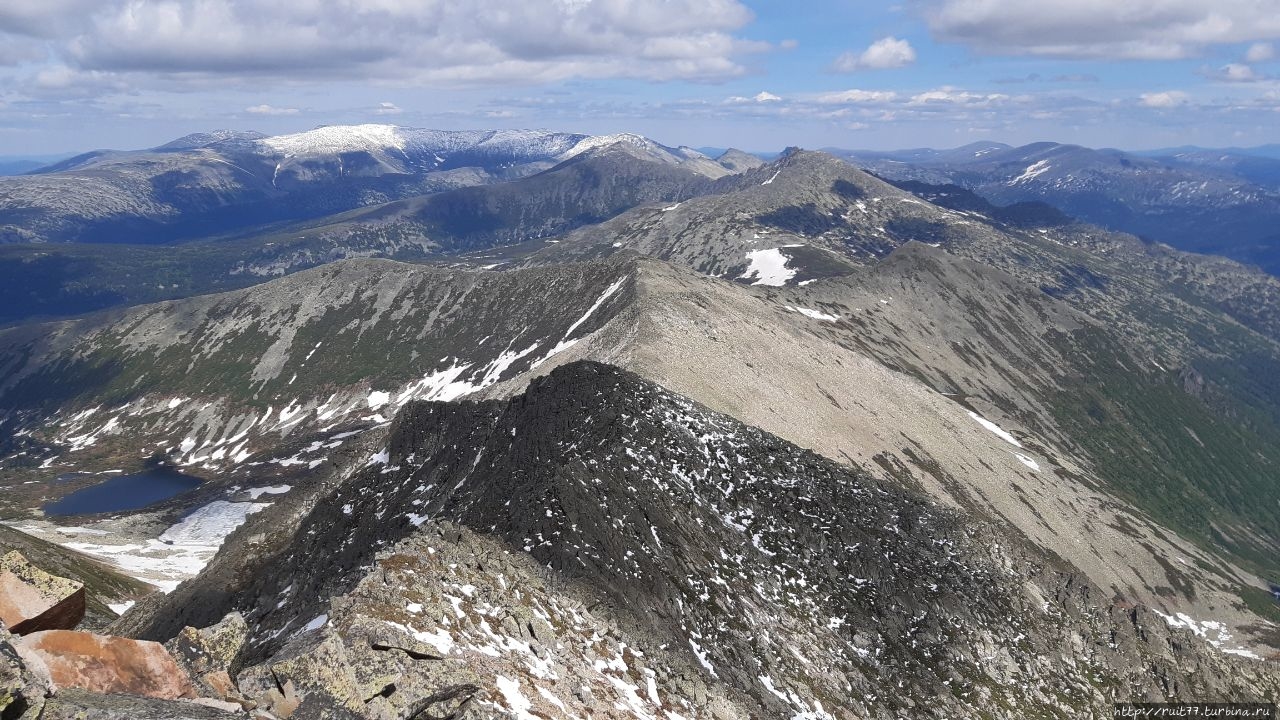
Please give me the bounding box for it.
[837,141,1280,275]
[0,156,72,176]
[0,126,742,246]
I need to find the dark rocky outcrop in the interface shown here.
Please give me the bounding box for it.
[118,361,1280,718]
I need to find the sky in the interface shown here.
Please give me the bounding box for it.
[1,0,1279,155]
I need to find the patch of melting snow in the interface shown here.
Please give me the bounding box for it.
[533,277,627,369]
[55,500,268,592]
[688,638,717,677]
[245,484,291,499]
[1153,610,1260,659]
[1010,159,1052,185]
[564,277,626,339]
[107,600,135,615]
[761,169,781,185]
[967,411,1023,448]
[159,500,270,546]
[1012,453,1040,471]
[738,248,796,287]
[496,675,538,720]
[784,306,839,322]
[386,620,454,655]
[367,390,391,409]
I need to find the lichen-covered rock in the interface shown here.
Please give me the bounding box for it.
[168,612,249,676]
[17,630,196,700]
[1,624,49,718]
[37,687,240,719]
[167,612,249,699]
[236,629,362,719]
[0,551,85,635]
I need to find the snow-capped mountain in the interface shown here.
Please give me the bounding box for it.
[0,125,737,246]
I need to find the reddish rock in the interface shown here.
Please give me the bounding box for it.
[17,630,196,700]
[0,551,85,635]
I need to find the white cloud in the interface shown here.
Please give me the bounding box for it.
[6,0,762,89]
[816,89,899,104]
[725,90,783,104]
[1139,90,1190,107]
[245,104,298,115]
[909,87,1008,105]
[921,0,1280,59]
[1214,63,1261,82]
[374,102,402,115]
[1246,42,1275,63]
[833,36,917,71]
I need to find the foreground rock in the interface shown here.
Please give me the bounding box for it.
[1,625,50,717]
[17,630,195,700]
[0,551,85,635]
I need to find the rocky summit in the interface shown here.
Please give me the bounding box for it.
[1,123,1280,719]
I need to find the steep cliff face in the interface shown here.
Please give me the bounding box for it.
[119,362,1280,718]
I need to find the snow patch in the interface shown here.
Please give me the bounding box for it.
[245,484,291,499]
[495,675,538,720]
[1013,453,1040,471]
[107,601,135,615]
[785,306,838,322]
[738,249,796,287]
[967,411,1023,448]
[1010,159,1051,185]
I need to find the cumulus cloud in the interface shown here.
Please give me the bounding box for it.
[1246,42,1275,63]
[816,89,899,104]
[909,87,1009,105]
[725,90,783,104]
[245,104,298,115]
[833,36,917,71]
[920,0,1280,59]
[1139,90,1191,107]
[1209,63,1262,82]
[6,0,762,87]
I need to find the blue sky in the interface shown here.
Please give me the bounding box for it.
[1,0,1278,154]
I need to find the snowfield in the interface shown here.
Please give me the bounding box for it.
[739,248,796,286]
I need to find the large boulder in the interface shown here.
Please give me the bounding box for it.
[16,630,196,700]
[236,629,362,719]
[0,551,85,635]
[165,612,249,700]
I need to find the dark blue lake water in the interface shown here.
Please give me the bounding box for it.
[43,468,203,517]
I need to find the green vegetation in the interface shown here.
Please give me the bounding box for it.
[1048,326,1280,579]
